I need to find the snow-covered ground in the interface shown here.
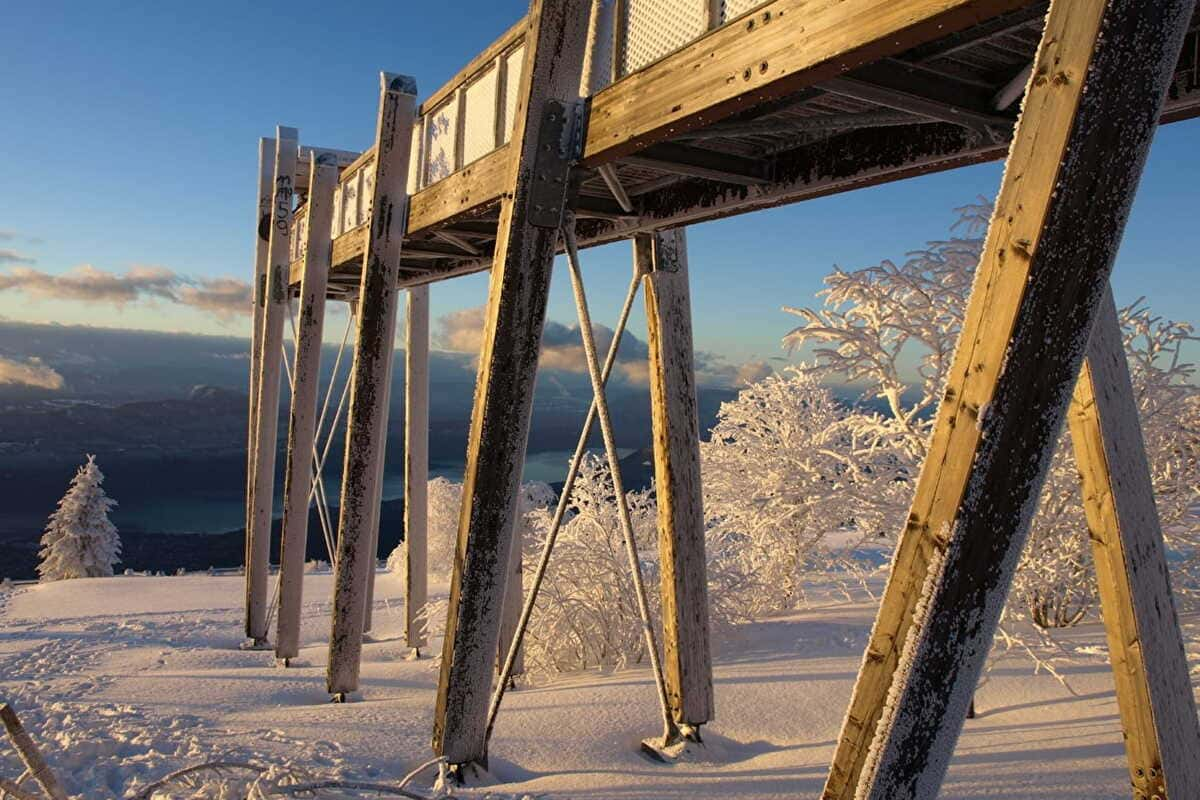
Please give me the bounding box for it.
[1,572,1197,798]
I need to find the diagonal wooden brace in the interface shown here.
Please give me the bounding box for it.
[824,0,1196,797]
[1069,290,1200,800]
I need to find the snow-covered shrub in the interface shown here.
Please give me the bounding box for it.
[779,202,1200,641]
[386,477,554,585]
[386,477,463,583]
[38,454,122,581]
[701,370,912,616]
[521,454,662,677]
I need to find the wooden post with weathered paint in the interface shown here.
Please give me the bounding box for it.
[274,154,338,662]
[245,136,275,596]
[362,320,396,635]
[246,126,298,645]
[1069,289,1200,800]
[404,284,430,652]
[638,228,713,729]
[432,0,592,770]
[327,73,417,698]
[825,1,1194,798]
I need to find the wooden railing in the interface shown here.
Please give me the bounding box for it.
[290,0,778,264]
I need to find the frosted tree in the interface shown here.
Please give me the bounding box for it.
[701,369,913,616]
[386,476,463,582]
[38,454,122,581]
[387,477,554,583]
[778,202,1200,643]
[520,454,663,677]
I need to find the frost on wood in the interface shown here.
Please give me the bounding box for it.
[855,540,947,800]
[38,455,121,582]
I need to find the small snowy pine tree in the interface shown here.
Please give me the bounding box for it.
[38,454,122,581]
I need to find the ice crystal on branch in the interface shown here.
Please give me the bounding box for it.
[772,202,1199,669]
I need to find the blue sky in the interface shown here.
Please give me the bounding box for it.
[2,0,1197,371]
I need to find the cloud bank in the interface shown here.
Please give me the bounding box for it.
[0,249,37,266]
[435,305,772,388]
[0,355,64,390]
[0,265,252,321]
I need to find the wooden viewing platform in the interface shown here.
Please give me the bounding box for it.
[246,0,1200,797]
[286,0,1200,295]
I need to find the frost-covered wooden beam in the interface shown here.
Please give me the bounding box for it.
[826,0,1196,797]
[246,126,298,645]
[326,73,418,698]
[823,64,1014,133]
[245,136,274,600]
[580,0,1032,165]
[622,143,769,186]
[361,301,397,635]
[275,154,337,663]
[432,0,592,770]
[404,285,431,652]
[1068,290,1200,800]
[638,229,713,729]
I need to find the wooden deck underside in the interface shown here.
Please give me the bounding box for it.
[290,0,1200,295]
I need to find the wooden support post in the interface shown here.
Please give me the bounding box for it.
[404,284,430,652]
[1069,290,1200,800]
[824,1,1195,798]
[362,325,396,635]
[274,154,337,662]
[246,126,298,645]
[638,228,713,728]
[432,0,592,769]
[327,73,418,696]
[245,136,274,591]
[0,704,66,800]
[497,518,525,679]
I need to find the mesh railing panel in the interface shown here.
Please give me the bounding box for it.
[463,67,500,166]
[619,0,708,77]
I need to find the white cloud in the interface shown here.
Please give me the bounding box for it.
[0,264,251,320]
[0,355,64,390]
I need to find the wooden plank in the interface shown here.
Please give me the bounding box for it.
[577,122,1007,248]
[639,228,713,727]
[406,144,510,235]
[1069,290,1200,800]
[0,704,66,800]
[246,126,298,644]
[245,136,274,609]
[581,0,1033,165]
[432,0,593,769]
[823,62,1014,131]
[274,154,337,662]
[832,1,1196,797]
[326,73,418,696]
[405,285,431,651]
[622,142,769,185]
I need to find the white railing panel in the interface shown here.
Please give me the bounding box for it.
[619,0,708,77]
[502,45,526,145]
[424,97,458,185]
[463,66,500,165]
